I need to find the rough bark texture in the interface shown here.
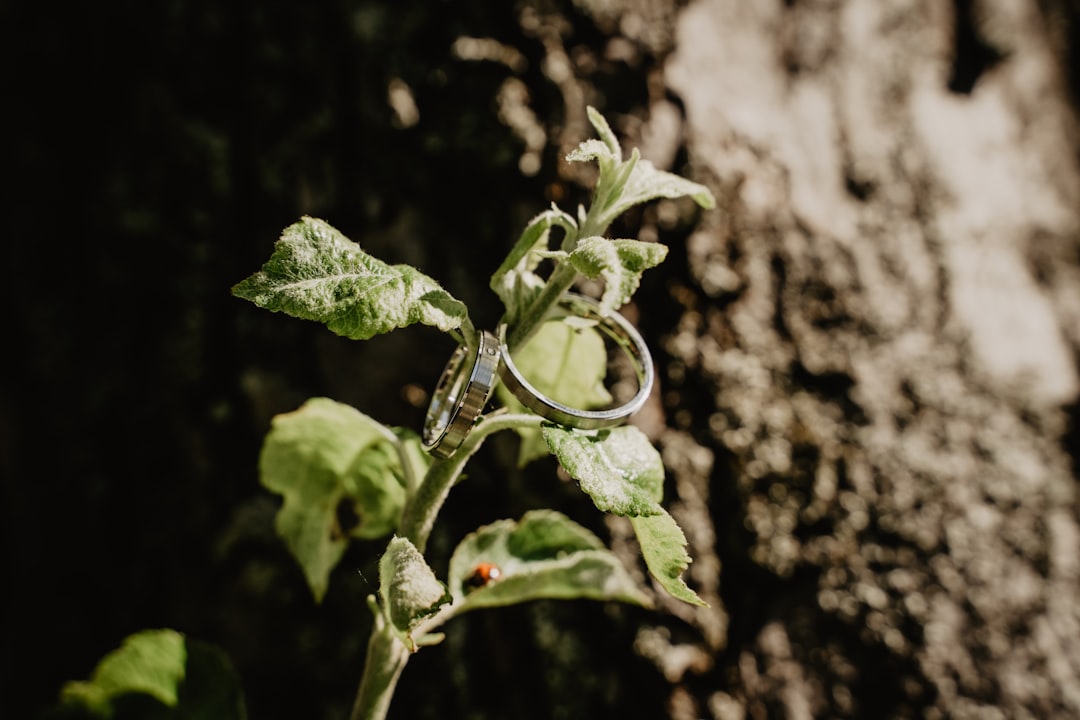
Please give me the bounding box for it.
[633,0,1080,717]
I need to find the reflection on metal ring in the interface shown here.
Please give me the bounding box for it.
[496,293,654,430]
[422,330,500,458]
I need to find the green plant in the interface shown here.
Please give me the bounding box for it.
[54,107,714,720]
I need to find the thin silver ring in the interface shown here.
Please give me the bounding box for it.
[497,293,654,430]
[423,331,501,458]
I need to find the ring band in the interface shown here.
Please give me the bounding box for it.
[497,293,654,430]
[423,331,501,458]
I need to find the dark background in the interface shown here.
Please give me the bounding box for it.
[2,1,683,718]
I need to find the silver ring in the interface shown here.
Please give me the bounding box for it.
[423,331,501,458]
[497,293,654,430]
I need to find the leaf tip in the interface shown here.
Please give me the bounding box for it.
[585,105,621,158]
[694,187,717,210]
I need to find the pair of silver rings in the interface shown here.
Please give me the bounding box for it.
[421,293,655,459]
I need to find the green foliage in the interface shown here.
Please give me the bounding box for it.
[542,425,664,517]
[489,206,578,324]
[61,630,186,714]
[566,107,715,237]
[228,107,714,716]
[259,397,414,601]
[232,216,469,341]
[631,513,707,607]
[562,236,669,313]
[58,105,716,720]
[446,510,650,611]
[544,425,707,606]
[496,319,612,466]
[58,630,245,720]
[378,536,453,651]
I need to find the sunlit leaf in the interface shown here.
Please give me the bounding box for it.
[260,398,407,602]
[613,156,716,217]
[565,236,669,312]
[565,138,616,166]
[446,510,649,611]
[565,107,715,237]
[631,512,707,606]
[543,425,664,517]
[585,105,621,158]
[233,216,468,340]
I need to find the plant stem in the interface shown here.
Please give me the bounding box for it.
[373,425,420,496]
[505,255,580,351]
[353,193,607,719]
[400,413,544,553]
[353,414,544,718]
[504,200,616,351]
[350,599,411,720]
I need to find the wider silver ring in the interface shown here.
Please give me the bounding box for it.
[497,293,654,430]
[423,330,501,458]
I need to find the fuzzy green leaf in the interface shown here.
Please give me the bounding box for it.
[631,512,707,606]
[233,216,468,340]
[565,138,616,166]
[566,236,669,312]
[495,319,612,466]
[566,107,715,237]
[612,155,716,217]
[379,536,452,651]
[585,105,622,158]
[543,424,665,517]
[565,109,623,186]
[446,510,649,611]
[260,398,408,602]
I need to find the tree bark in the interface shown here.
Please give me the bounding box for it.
[639,0,1080,717]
